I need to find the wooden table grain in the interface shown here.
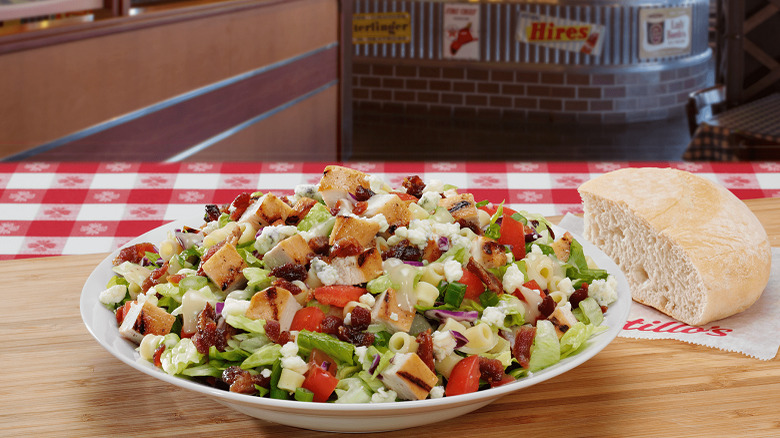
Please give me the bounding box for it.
[2,198,779,437]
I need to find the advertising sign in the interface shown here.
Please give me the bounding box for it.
[352,12,412,44]
[516,11,605,56]
[639,7,692,59]
[443,4,481,60]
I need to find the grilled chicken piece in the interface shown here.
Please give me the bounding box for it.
[329,215,380,247]
[362,194,411,229]
[438,193,479,230]
[551,231,573,262]
[119,301,176,344]
[263,234,315,270]
[239,193,293,229]
[328,247,383,285]
[318,165,371,210]
[286,197,318,226]
[245,286,302,332]
[371,288,415,333]
[200,242,247,291]
[380,352,438,400]
[548,304,579,338]
[470,236,508,270]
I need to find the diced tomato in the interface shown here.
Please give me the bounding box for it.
[290,307,326,333]
[153,344,166,368]
[478,204,517,216]
[115,301,133,326]
[459,270,485,301]
[445,355,481,397]
[301,366,340,402]
[308,348,338,376]
[167,273,186,285]
[489,374,515,388]
[523,280,543,294]
[313,286,367,307]
[391,192,419,202]
[497,213,526,260]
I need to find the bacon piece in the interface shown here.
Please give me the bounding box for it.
[141,261,169,292]
[402,175,426,199]
[113,242,157,266]
[466,257,503,294]
[512,326,536,369]
[415,329,435,372]
[222,366,270,394]
[192,303,218,354]
[229,192,252,221]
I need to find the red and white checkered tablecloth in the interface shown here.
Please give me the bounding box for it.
[2,161,779,260]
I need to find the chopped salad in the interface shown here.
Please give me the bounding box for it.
[101,165,618,403]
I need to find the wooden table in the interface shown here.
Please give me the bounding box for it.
[3,198,779,437]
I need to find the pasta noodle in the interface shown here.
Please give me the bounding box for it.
[414,281,440,308]
[388,332,419,354]
[434,354,462,379]
[459,323,497,354]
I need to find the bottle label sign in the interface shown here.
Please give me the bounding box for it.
[443,4,481,61]
[639,7,692,60]
[516,11,605,56]
[352,12,412,45]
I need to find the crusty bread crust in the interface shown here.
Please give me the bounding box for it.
[578,167,771,325]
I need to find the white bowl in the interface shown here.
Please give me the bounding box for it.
[80,220,631,433]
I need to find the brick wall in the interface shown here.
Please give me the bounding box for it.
[352,59,712,124]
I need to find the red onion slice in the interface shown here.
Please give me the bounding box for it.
[367,354,381,374]
[424,309,479,323]
[451,330,469,348]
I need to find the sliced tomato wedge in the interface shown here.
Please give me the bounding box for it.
[497,213,526,260]
[301,366,340,402]
[290,306,326,333]
[313,285,367,307]
[445,355,481,397]
[459,270,485,301]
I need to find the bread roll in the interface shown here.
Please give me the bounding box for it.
[578,167,771,326]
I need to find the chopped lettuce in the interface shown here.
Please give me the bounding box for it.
[226,314,267,334]
[241,343,282,369]
[160,338,203,375]
[243,267,274,291]
[528,320,560,373]
[297,203,333,232]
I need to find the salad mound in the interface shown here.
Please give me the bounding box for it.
[101,165,618,403]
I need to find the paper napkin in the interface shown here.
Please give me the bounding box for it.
[559,213,780,360]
